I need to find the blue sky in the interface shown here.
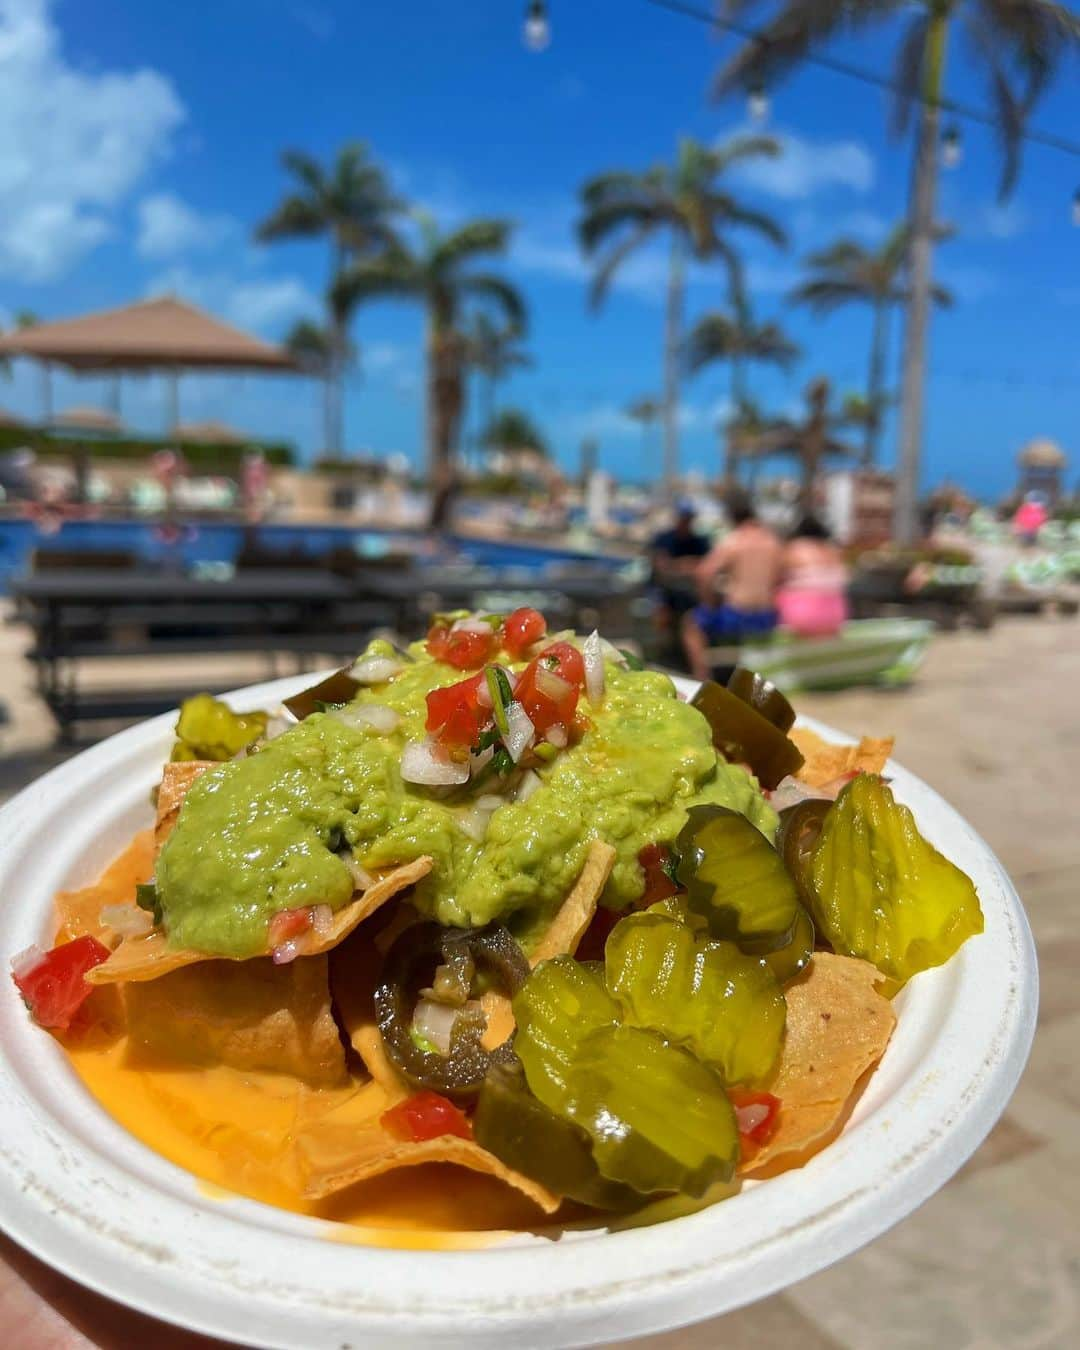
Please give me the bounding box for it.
[0,0,1077,498]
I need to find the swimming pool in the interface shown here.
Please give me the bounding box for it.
[0,518,622,593]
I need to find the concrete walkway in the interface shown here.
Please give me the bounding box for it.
[1,607,1076,1348]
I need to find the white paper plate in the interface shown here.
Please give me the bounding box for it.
[0,672,1037,1349]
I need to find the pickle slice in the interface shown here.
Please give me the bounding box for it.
[605,912,785,1086]
[676,805,800,954]
[762,903,815,985]
[474,1059,637,1209]
[512,955,620,1117]
[562,1024,739,1197]
[809,775,984,985]
[691,680,804,789]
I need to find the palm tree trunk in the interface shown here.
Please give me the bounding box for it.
[428,328,462,531]
[894,11,949,544]
[327,241,346,456]
[865,299,889,467]
[322,371,335,456]
[662,232,685,500]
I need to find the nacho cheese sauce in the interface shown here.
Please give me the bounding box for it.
[157,645,777,957]
[66,1035,548,1247]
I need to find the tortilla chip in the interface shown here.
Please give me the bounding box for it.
[481,839,616,1050]
[741,952,896,1176]
[790,727,894,791]
[124,953,348,1086]
[292,1081,560,1212]
[87,857,433,985]
[155,760,214,854]
[54,829,157,945]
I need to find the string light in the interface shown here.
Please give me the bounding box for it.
[942,124,963,168]
[524,1,551,52]
[747,79,769,122]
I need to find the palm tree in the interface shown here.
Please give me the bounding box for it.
[713,2,1080,542]
[255,143,402,454]
[334,215,526,528]
[730,376,856,507]
[685,295,799,481]
[465,315,531,463]
[481,407,548,456]
[578,135,786,499]
[283,319,355,457]
[788,226,951,466]
[626,396,663,474]
[0,310,38,381]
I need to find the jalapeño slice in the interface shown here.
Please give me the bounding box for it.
[691,681,803,789]
[762,902,815,985]
[676,804,800,954]
[605,912,786,1086]
[283,667,361,721]
[726,667,796,733]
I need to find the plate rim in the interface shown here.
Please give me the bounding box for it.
[0,670,1039,1348]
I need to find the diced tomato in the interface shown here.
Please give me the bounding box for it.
[574,905,624,964]
[381,1090,472,1142]
[638,843,680,907]
[426,623,495,670]
[11,936,111,1031]
[501,607,547,658]
[514,642,585,735]
[268,907,313,947]
[729,1090,781,1148]
[425,671,489,748]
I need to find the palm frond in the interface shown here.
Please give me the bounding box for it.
[432,220,513,270]
[890,12,930,138]
[711,133,783,169]
[459,274,528,330]
[581,170,648,209]
[332,250,421,316]
[587,222,656,309]
[280,149,325,195]
[708,196,788,249]
[579,200,660,254]
[253,196,326,242]
[787,278,867,312]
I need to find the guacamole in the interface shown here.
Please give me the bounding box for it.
[156,641,777,958]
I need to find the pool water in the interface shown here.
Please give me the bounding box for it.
[0,519,621,593]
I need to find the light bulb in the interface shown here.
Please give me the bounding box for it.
[942,124,962,169]
[524,1,550,52]
[748,82,769,122]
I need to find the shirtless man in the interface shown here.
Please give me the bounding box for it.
[682,492,783,681]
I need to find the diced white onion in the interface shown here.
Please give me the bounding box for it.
[413,998,460,1055]
[401,739,471,786]
[349,654,404,684]
[262,713,292,742]
[501,666,518,692]
[450,616,494,635]
[534,665,573,702]
[583,630,605,704]
[545,723,568,749]
[476,679,493,709]
[343,853,374,890]
[10,944,45,979]
[311,904,335,938]
[330,702,400,734]
[597,635,629,666]
[504,702,535,763]
[272,939,302,966]
[458,806,491,842]
[477,794,505,812]
[99,903,153,939]
[469,744,494,776]
[516,769,542,803]
[768,776,822,812]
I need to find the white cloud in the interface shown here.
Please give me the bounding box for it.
[735,131,875,199]
[972,200,1029,241]
[145,267,319,333]
[561,398,731,442]
[0,0,185,280]
[136,192,233,259]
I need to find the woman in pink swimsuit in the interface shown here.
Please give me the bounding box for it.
[776,515,849,638]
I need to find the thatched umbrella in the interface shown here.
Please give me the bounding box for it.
[0,296,296,429]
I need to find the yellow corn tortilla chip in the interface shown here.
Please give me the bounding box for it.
[124,953,348,1087]
[54,829,156,945]
[480,839,616,1049]
[790,727,894,791]
[87,856,433,985]
[155,760,214,853]
[291,1079,560,1212]
[741,952,896,1177]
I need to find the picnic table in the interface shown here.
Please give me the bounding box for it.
[10,569,395,741]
